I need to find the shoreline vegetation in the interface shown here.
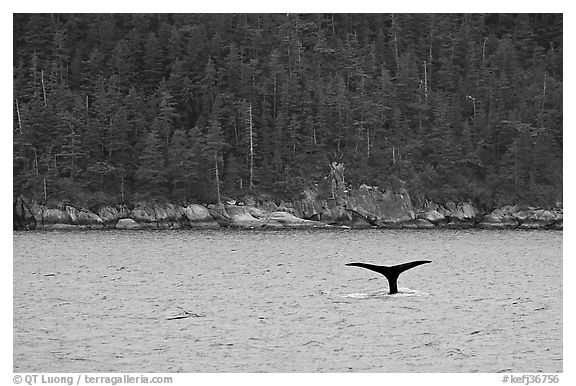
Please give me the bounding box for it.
[13,185,562,231]
[13,15,562,222]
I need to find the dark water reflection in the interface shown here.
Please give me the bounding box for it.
[13,229,562,372]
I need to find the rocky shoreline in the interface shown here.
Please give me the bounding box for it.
[13,186,562,231]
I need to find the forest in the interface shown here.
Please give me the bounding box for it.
[13,14,563,210]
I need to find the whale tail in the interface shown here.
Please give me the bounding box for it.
[346,260,431,294]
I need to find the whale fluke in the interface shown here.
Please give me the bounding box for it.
[346,260,431,294]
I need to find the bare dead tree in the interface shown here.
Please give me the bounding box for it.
[15,99,23,134]
[424,61,428,103]
[41,69,47,107]
[541,72,547,114]
[248,101,255,190]
[467,95,476,118]
[214,151,221,203]
[391,14,400,73]
[482,37,488,65]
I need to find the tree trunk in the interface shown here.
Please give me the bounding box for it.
[248,101,255,190]
[366,127,370,158]
[15,99,23,134]
[428,18,433,90]
[41,69,47,107]
[214,152,221,203]
[273,73,277,118]
[541,71,547,114]
[482,37,488,65]
[424,61,428,103]
[391,14,399,73]
[34,148,40,179]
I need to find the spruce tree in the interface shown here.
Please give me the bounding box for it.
[135,130,168,197]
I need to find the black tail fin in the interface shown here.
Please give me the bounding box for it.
[346,260,431,294]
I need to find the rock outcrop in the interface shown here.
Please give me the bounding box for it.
[345,185,415,225]
[13,191,562,231]
[183,204,220,228]
[293,198,352,225]
[131,202,185,228]
[207,203,233,227]
[97,205,131,225]
[116,218,142,230]
[225,205,264,228]
[417,208,445,225]
[13,196,37,230]
[262,211,329,228]
[478,206,563,229]
[289,186,415,227]
[66,205,104,227]
[515,208,562,229]
[207,204,329,229]
[42,208,71,225]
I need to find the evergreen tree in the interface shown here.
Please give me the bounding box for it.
[143,32,164,91]
[134,130,168,197]
[11,13,562,207]
[167,129,197,202]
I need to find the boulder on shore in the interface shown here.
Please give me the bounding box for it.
[116,218,142,230]
[65,205,104,227]
[400,219,435,228]
[444,201,477,220]
[130,202,186,228]
[12,192,562,231]
[293,198,322,220]
[183,204,220,228]
[417,209,444,225]
[131,202,168,223]
[515,208,562,229]
[97,205,131,226]
[478,206,519,229]
[247,206,266,219]
[263,211,329,228]
[42,208,72,225]
[292,197,352,224]
[207,203,232,227]
[225,205,264,228]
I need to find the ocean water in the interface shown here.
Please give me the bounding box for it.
[13,228,562,372]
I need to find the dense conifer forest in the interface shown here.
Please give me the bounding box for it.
[13,14,563,209]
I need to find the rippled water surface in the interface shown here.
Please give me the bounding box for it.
[13,229,562,372]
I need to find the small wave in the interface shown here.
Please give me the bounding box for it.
[344,292,376,299]
[343,288,430,299]
[395,288,432,297]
